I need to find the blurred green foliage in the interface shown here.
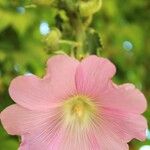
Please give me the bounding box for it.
[0,0,150,149]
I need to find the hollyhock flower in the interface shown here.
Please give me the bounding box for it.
[0,55,147,150]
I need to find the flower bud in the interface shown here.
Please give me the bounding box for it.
[45,28,61,51]
[79,0,102,17]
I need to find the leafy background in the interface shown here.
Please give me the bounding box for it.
[0,0,150,149]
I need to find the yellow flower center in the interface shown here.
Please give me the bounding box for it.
[73,104,83,118]
[62,95,96,128]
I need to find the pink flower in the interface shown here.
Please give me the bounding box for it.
[1,55,147,150]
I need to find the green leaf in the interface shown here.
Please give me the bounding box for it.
[85,28,103,54]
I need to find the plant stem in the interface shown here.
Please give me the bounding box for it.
[73,14,86,59]
[59,40,79,46]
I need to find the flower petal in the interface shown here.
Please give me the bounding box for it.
[101,108,147,142]
[20,121,129,150]
[75,55,116,97]
[100,82,147,114]
[9,75,55,111]
[46,54,79,99]
[17,116,65,150]
[19,136,30,150]
[0,104,58,135]
[89,122,129,150]
[9,55,79,110]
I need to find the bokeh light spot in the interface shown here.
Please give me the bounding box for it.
[123,40,133,51]
[24,72,33,76]
[146,129,150,140]
[139,145,150,150]
[39,21,50,35]
[16,7,25,14]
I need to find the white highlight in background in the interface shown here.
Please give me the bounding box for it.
[16,7,25,14]
[24,72,33,76]
[123,40,133,51]
[146,129,150,140]
[39,21,50,35]
[139,145,150,150]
